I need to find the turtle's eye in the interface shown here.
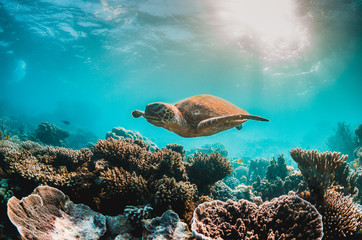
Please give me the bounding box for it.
[192,109,200,115]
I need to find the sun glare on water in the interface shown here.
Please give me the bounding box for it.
[206,0,310,62]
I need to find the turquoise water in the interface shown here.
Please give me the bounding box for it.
[0,0,361,159]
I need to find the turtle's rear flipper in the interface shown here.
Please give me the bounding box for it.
[235,124,243,131]
[132,110,145,118]
[197,114,270,131]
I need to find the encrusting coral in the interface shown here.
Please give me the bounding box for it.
[191,195,323,240]
[290,148,347,201]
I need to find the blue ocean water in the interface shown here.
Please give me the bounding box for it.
[0,0,361,160]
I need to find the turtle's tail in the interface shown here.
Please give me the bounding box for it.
[132,110,144,118]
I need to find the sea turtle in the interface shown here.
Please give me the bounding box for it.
[132,94,269,138]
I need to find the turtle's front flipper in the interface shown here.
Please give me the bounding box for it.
[197,114,269,131]
[132,110,145,118]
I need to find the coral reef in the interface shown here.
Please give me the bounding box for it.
[247,158,270,184]
[7,185,195,240]
[186,152,232,194]
[186,143,228,157]
[265,154,288,181]
[191,195,323,240]
[290,148,347,201]
[106,127,158,151]
[1,137,232,221]
[33,122,70,147]
[210,181,253,202]
[326,122,358,161]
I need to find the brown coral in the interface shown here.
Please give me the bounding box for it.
[317,188,362,239]
[191,195,323,240]
[153,176,197,216]
[290,148,347,200]
[186,152,232,193]
[98,167,148,208]
[149,148,188,182]
[92,138,148,173]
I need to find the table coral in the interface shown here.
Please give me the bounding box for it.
[191,195,323,240]
[290,148,347,201]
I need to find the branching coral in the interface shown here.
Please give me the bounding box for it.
[92,138,148,173]
[265,154,288,181]
[191,195,323,240]
[247,158,270,184]
[98,167,148,211]
[166,143,185,158]
[290,148,347,200]
[153,176,197,216]
[149,148,188,182]
[317,188,362,239]
[186,152,232,193]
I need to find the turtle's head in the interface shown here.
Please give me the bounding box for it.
[143,102,182,128]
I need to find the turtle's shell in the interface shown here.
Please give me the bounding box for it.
[175,94,249,127]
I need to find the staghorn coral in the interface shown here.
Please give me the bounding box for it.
[20,140,42,152]
[191,195,323,240]
[317,188,362,239]
[98,167,148,212]
[92,138,148,173]
[149,148,188,182]
[290,148,347,201]
[186,152,232,194]
[33,146,93,171]
[153,176,197,216]
[34,122,70,147]
[166,143,185,158]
